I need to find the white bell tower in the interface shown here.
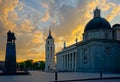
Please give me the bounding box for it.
[45,30,55,72]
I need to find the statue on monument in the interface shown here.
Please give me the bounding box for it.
[7,30,16,43]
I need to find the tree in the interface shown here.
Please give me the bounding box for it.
[17,60,45,70]
[39,61,45,70]
[24,60,33,70]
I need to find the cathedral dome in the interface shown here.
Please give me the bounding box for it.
[84,8,111,32]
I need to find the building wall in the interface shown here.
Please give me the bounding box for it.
[77,41,120,72]
[83,29,112,41]
[56,46,77,72]
[56,26,120,73]
[45,39,55,72]
[57,39,120,73]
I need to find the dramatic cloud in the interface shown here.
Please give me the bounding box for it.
[0,0,19,61]
[41,11,50,22]
[106,3,120,21]
[0,0,18,35]
[0,0,120,62]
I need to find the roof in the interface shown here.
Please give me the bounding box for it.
[47,30,53,39]
[84,8,112,32]
[84,17,111,32]
[112,24,120,29]
[47,35,53,39]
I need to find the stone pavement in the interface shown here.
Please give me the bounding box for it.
[52,77,120,82]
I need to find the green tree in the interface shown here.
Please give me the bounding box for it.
[39,61,45,70]
[24,60,33,70]
[33,62,38,70]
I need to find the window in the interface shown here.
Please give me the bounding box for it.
[105,46,110,55]
[105,33,108,39]
[47,41,49,44]
[51,47,52,51]
[47,47,49,51]
[85,33,88,40]
[83,48,88,64]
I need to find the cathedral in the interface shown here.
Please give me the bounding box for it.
[56,8,120,73]
[45,30,55,72]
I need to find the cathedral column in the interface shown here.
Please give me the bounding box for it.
[66,54,68,71]
[73,53,75,71]
[65,55,67,70]
[63,55,64,71]
[68,54,70,71]
[70,53,72,71]
[74,52,77,71]
[61,56,63,71]
[69,53,71,71]
[72,53,74,71]
[64,55,66,70]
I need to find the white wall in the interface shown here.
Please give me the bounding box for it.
[83,29,112,41]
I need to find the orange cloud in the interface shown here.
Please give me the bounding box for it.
[0,0,19,32]
[32,30,44,44]
[0,0,19,61]
[21,19,34,33]
[41,11,50,22]
[106,4,120,21]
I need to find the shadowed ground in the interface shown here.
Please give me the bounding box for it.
[0,71,120,82]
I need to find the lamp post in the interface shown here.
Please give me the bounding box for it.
[55,55,58,81]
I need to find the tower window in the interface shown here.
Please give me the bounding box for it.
[47,47,49,51]
[48,66,49,69]
[48,41,49,44]
[51,47,52,51]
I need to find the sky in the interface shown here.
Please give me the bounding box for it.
[0,0,120,62]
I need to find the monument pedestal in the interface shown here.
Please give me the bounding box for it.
[5,42,16,74]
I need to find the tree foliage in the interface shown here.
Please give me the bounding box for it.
[17,60,45,70]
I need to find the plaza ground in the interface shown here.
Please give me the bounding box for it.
[0,71,120,82]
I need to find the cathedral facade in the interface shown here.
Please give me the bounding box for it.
[56,8,120,73]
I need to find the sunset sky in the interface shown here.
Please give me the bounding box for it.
[0,0,120,62]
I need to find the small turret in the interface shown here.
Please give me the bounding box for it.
[112,24,120,41]
[47,30,53,39]
[75,38,78,43]
[64,42,66,48]
[94,7,101,17]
